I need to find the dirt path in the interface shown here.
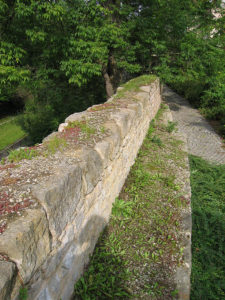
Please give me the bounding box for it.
[163,85,225,165]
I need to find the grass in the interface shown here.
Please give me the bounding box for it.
[73,106,188,299]
[7,147,38,163]
[4,136,67,163]
[66,121,96,138]
[0,115,16,125]
[0,116,26,151]
[43,136,67,155]
[190,155,225,300]
[115,75,157,99]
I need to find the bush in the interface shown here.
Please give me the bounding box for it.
[19,77,106,143]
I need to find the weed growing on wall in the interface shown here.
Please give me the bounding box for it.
[66,121,96,138]
[44,136,67,155]
[73,106,188,299]
[115,75,157,99]
[19,287,28,300]
[8,147,38,163]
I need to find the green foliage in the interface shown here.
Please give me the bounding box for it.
[74,109,188,298]
[190,155,225,299]
[74,236,131,299]
[150,0,225,131]
[112,198,135,219]
[44,136,67,155]
[19,101,59,144]
[115,75,156,99]
[19,287,28,300]
[0,0,224,140]
[66,121,96,138]
[8,147,38,163]
[151,135,163,147]
[166,121,177,133]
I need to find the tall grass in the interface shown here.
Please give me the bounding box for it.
[190,155,225,299]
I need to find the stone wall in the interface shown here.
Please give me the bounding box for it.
[0,78,161,300]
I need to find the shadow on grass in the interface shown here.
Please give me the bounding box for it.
[73,225,131,300]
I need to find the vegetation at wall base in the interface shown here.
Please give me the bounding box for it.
[73,106,188,299]
[190,155,225,299]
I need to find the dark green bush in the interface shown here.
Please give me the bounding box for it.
[19,77,106,143]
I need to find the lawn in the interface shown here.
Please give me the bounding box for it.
[0,116,26,151]
[190,156,225,300]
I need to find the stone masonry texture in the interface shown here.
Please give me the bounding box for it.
[0,78,161,300]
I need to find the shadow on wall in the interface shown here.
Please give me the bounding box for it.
[72,217,131,300]
[29,214,112,300]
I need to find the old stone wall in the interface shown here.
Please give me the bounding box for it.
[0,78,161,300]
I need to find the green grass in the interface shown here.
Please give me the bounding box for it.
[66,120,96,138]
[7,147,38,163]
[0,115,16,125]
[0,117,26,151]
[73,105,188,299]
[190,155,225,300]
[115,75,157,99]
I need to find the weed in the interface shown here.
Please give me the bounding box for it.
[44,136,67,155]
[112,198,134,218]
[151,135,163,147]
[115,75,156,99]
[8,147,38,163]
[66,121,96,138]
[19,287,28,300]
[100,126,105,134]
[166,121,177,133]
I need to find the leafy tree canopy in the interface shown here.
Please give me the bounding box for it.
[0,0,224,140]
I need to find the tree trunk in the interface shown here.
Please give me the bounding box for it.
[103,71,114,99]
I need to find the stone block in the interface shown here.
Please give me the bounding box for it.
[0,261,16,300]
[94,140,111,168]
[65,111,86,123]
[103,120,122,160]
[109,109,134,138]
[140,86,150,93]
[42,132,58,143]
[32,165,82,239]
[79,148,103,195]
[58,123,68,133]
[0,209,51,283]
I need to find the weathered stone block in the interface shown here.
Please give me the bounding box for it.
[0,261,16,300]
[103,120,122,160]
[0,209,50,283]
[79,148,103,195]
[32,165,82,239]
[109,109,134,138]
[65,111,87,123]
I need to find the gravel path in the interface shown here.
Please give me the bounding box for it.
[163,85,225,165]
